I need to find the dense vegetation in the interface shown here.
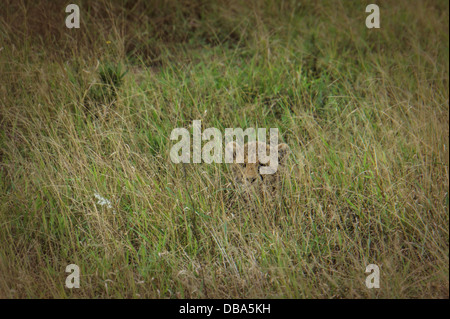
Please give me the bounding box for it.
[0,0,448,298]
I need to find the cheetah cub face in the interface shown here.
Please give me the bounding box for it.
[225,141,289,195]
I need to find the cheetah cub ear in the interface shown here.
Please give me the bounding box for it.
[277,143,290,165]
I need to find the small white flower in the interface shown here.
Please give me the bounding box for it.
[94,193,113,209]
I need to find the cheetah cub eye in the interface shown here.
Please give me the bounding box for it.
[225,141,289,188]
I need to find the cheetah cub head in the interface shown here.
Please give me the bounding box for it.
[225,141,289,194]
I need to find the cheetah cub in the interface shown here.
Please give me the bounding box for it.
[225,141,289,200]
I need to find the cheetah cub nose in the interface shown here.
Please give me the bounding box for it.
[247,177,257,183]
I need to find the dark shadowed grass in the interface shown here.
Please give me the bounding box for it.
[0,0,448,298]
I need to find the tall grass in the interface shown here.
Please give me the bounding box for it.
[0,0,448,298]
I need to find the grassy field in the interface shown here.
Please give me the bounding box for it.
[0,0,448,298]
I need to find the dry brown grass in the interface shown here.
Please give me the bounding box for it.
[0,0,448,298]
